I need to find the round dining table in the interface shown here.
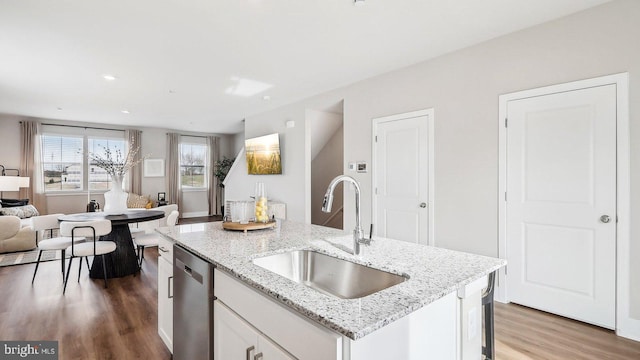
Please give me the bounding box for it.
[58,210,165,279]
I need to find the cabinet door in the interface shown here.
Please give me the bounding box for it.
[158,257,173,353]
[214,301,259,360]
[258,335,297,360]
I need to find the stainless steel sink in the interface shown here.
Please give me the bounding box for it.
[252,250,408,299]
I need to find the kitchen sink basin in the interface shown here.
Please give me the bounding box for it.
[252,250,408,299]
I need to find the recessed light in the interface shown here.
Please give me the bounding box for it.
[121,110,130,114]
[103,74,117,81]
[263,95,271,101]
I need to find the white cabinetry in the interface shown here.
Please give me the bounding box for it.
[214,301,294,360]
[157,236,174,353]
[214,268,483,360]
[215,269,343,360]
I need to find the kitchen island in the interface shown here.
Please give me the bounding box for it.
[158,221,505,359]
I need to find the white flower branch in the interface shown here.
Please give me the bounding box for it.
[84,143,149,177]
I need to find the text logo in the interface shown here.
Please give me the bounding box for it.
[1,341,58,359]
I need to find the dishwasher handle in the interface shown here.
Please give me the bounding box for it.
[175,258,204,284]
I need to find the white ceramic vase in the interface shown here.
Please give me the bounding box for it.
[103,174,128,215]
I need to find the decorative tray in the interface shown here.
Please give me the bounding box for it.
[222,221,276,233]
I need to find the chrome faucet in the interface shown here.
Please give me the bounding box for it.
[322,175,370,255]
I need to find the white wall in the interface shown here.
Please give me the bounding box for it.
[227,0,640,320]
[225,110,306,220]
[0,115,237,216]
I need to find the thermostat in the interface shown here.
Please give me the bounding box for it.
[356,162,367,173]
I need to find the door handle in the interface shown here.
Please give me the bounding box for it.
[246,346,255,360]
[254,353,263,360]
[168,276,173,299]
[419,202,427,208]
[600,215,611,223]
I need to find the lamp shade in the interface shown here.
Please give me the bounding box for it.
[0,176,21,191]
[17,176,30,188]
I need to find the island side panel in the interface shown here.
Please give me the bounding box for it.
[345,292,458,360]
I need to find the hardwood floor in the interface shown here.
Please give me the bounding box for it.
[177,215,222,225]
[494,302,640,359]
[0,248,171,360]
[2,243,640,359]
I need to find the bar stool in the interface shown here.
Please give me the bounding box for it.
[482,271,497,360]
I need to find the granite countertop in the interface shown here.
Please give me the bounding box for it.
[157,220,506,340]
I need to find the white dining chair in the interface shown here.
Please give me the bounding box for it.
[60,219,114,293]
[134,210,179,267]
[30,214,86,284]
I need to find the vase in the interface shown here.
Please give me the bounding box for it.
[103,174,129,215]
[254,182,268,223]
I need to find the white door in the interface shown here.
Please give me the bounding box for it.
[373,111,430,244]
[506,84,616,328]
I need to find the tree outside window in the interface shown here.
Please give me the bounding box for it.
[180,143,207,189]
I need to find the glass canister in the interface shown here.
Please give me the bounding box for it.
[254,182,269,223]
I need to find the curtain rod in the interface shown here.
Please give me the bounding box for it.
[168,133,207,139]
[32,122,127,132]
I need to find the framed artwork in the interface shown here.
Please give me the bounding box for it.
[144,159,165,177]
[158,192,166,201]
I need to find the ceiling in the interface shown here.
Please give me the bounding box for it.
[0,0,610,134]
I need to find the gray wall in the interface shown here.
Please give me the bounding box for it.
[311,125,344,228]
[225,0,640,319]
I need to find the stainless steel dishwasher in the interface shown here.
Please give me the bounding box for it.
[173,245,215,360]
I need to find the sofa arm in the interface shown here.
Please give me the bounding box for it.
[0,226,36,253]
[15,226,36,242]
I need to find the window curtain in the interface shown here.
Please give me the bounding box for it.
[207,136,220,216]
[125,129,142,194]
[166,133,181,209]
[20,120,47,214]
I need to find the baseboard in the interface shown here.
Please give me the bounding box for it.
[618,318,640,342]
[181,211,209,218]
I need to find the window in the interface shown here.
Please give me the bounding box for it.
[180,143,207,189]
[41,135,83,191]
[41,133,126,192]
[88,138,126,190]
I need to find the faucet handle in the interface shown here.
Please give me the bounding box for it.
[369,224,374,240]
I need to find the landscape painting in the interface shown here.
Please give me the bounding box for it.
[245,133,282,175]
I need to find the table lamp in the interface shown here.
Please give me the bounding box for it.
[0,165,30,198]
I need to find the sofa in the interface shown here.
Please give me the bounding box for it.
[0,199,40,229]
[0,216,36,253]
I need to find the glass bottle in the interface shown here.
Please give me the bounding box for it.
[254,182,268,223]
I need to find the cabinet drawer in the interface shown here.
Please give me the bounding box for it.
[157,235,174,263]
[215,269,342,360]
